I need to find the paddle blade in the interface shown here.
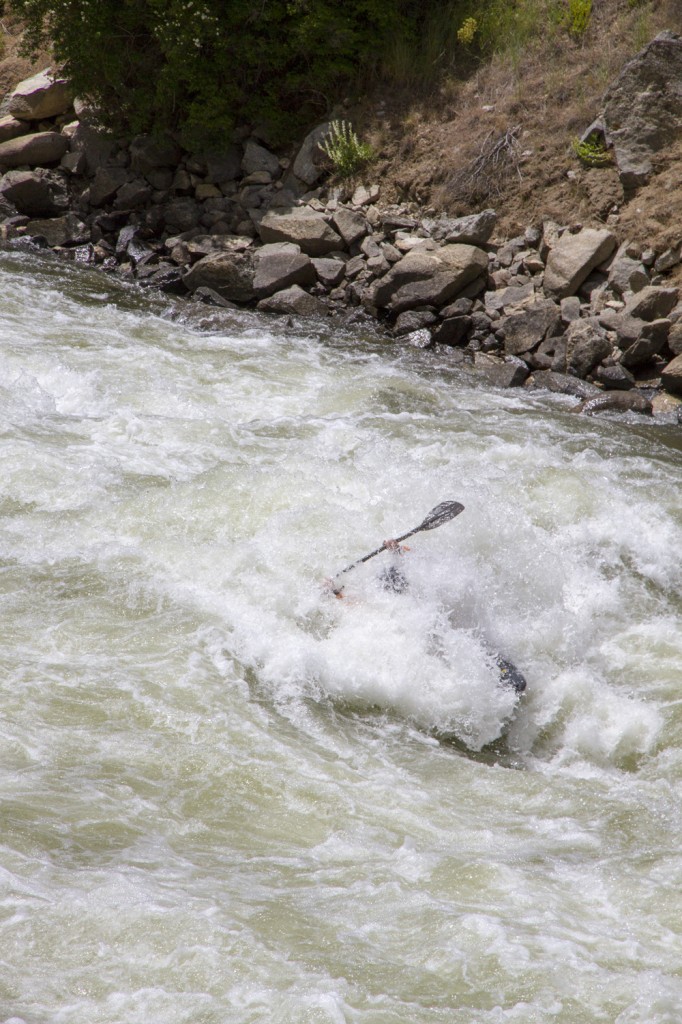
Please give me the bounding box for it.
[418,500,465,531]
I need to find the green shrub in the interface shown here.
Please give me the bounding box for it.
[565,0,592,36]
[572,132,612,166]
[321,120,373,178]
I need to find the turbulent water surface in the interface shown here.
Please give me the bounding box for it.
[1,248,681,1024]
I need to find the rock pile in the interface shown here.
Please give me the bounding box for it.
[1,66,681,419]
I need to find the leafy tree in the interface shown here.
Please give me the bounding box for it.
[9,0,419,144]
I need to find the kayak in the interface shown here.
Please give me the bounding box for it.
[496,654,527,693]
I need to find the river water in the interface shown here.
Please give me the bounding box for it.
[1,247,681,1024]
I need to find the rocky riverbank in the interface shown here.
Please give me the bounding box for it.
[1,34,681,421]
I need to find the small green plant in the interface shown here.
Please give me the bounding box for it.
[565,0,592,36]
[572,132,612,166]
[321,120,372,179]
[457,17,478,45]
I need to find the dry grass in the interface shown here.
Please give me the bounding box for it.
[357,0,682,244]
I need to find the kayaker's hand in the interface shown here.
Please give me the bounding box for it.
[322,577,345,599]
[383,539,410,554]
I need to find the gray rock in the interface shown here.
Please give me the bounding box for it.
[593,363,636,390]
[8,69,72,121]
[69,123,116,175]
[668,322,682,355]
[88,165,129,206]
[620,318,671,367]
[332,207,368,248]
[257,284,327,316]
[405,328,433,349]
[24,212,88,246]
[423,208,497,245]
[431,315,472,346]
[654,246,681,273]
[601,31,682,189]
[474,352,529,388]
[0,131,69,168]
[484,282,535,315]
[204,146,242,184]
[253,248,316,297]
[311,257,346,288]
[560,296,582,323]
[543,227,617,298]
[289,122,330,187]
[370,243,489,314]
[500,300,561,356]
[527,370,601,399]
[661,353,682,395]
[623,285,679,321]
[0,115,30,144]
[0,168,69,216]
[557,317,612,377]
[607,255,649,296]
[163,197,201,233]
[113,178,152,210]
[130,134,182,175]
[183,250,256,303]
[258,207,343,256]
[242,139,280,178]
[393,309,438,336]
[576,391,653,416]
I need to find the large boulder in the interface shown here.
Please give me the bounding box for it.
[8,69,72,121]
[0,131,69,168]
[370,244,489,314]
[258,207,342,256]
[252,244,316,297]
[601,31,682,190]
[0,168,69,216]
[182,250,256,303]
[543,227,617,299]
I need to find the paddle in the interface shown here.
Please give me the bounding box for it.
[331,500,464,594]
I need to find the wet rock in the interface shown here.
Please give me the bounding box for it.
[527,370,602,399]
[575,391,653,415]
[257,284,328,316]
[622,286,679,322]
[258,207,342,256]
[253,245,316,297]
[8,69,72,121]
[543,227,617,299]
[393,309,438,336]
[0,131,69,168]
[24,212,89,247]
[370,243,489,314]
[431,315,472,346]
[661,353,682,395]
[183,250,257,303]
[405,328,433,349]
[593,363,636,390]
[474,352,529,388]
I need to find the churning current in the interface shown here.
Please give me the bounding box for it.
[1,248,681,1024]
